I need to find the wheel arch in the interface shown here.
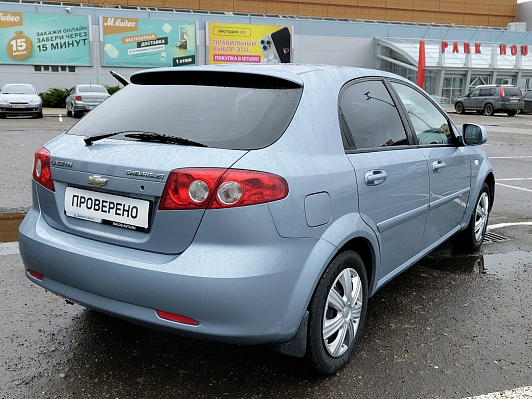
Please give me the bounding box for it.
[335,237,376,297]
[485,172,495,212]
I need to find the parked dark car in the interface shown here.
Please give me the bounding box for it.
[19,64,494,375]
[66,84,111,118]
[522,91,532,114]
[454,84,524,116]
[0,83,42,118]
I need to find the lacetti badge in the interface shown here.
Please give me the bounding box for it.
[87,175,108,187]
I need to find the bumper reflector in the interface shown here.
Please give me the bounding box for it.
[28,270,44,281]
[156,310,199,326]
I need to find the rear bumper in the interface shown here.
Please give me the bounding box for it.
[19,206,333,344]
[498,103,523,111]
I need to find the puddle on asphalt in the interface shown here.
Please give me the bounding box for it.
[0,212,25,243]
[420,251,532,278]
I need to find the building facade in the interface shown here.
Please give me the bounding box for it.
[0,0,529,104]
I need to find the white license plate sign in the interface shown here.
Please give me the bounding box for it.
[12,104,26,108]
[65,187,150,232]
[511,98,518,103]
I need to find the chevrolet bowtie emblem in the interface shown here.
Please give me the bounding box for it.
[87,175,108,187]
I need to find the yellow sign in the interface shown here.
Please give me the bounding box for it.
[208,23,292,65]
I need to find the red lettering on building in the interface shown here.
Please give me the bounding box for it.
[522,45,529,56]
[452,42,459,53]
[500,44,506,55]
[511,45,518,56]
[441,41,448,53]
[475,43,481,54]
[464,42,471,54]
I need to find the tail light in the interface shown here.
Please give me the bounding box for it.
[33,147,55,191]
[158,168,289,210]
[500,87,505,98]
[519,87,524,97]
[75,95,82,101]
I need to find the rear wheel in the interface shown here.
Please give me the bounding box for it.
[71,104,79,118]
[66,105,72,117]
[507,110,517,116]
[35,112,43,118]
[484,103,495,116]
[306,251,368,375]
[451,183,490,253]
[455,102,465,114]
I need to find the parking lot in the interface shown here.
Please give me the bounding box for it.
[1,111,531,398]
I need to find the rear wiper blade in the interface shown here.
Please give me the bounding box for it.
[84,130,207,147]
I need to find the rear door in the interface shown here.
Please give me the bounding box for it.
[390,81,471,251]
[340,79,429,282]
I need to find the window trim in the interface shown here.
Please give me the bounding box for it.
[338,77,416,153]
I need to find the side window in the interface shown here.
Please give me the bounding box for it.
[340,80,409,149]
[479,88,490,96]
[391,82,454,146]
[489,88,497,96]
[469,90,480,97]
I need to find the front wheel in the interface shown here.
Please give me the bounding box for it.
[306,251,368,375]
[451,182,490,252]
[455,102,465,114]
[507,110,517,116]
[484,103,495,116]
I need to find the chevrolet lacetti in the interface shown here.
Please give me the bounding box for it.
[19,64,494,374]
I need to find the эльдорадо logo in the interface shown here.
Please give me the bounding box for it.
[103,17,138,35]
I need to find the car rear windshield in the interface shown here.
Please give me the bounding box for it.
[67,80,302,150]
[2,85,35,94]
[78,85,107,93]
[504,87,522,96]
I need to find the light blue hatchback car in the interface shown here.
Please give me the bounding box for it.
[19,64,494,375]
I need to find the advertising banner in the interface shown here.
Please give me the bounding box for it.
[0,11,90,66]
[101,16,196,67]
[207,23,292,64]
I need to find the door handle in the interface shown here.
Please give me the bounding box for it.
[365,170,388,186]
[432,160,446,173]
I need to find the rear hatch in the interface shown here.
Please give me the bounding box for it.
[39,69,303,254]
[502,86,524,107]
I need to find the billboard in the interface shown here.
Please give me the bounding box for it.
[207,23,292,64]
[101,16,196,67]
[0,11,90,66]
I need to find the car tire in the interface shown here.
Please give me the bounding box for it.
[451,182,490,253]
[484,103,495,116]
[0,113,6,119]
[35,112,43,119]
[306,250,368,375]
[507,110,517,116]
[66,106,72,117]
[71,105,79,118]
[455,102,465,114]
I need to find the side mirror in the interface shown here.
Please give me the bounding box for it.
[461,123,487,145]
